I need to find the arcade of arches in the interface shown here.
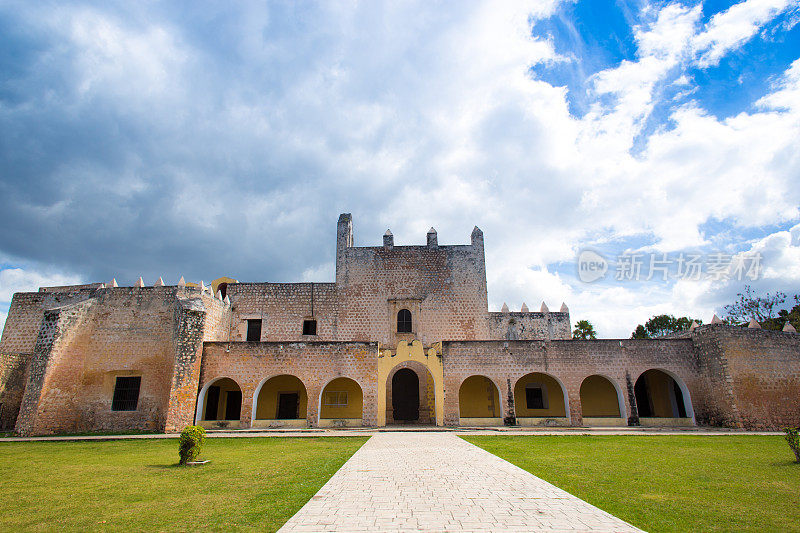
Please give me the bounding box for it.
[194,368,694,428]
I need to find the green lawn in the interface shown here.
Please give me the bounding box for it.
[464,435,800,533]
[0,436,367,532]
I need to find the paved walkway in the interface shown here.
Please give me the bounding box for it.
[278,432,642,532]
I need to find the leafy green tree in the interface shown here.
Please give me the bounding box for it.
[573,320,597,340]
[723,285,786,325]
[630,314,701,339]
[755,295,800,331]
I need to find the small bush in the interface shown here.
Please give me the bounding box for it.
[179,425,206,465]
[785,427,800,463]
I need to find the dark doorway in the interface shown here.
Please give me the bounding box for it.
[277,392,300,419]
[225,390,242,420]
[205,386,220,420]
[634,377,652,417]
[392,369,420,421]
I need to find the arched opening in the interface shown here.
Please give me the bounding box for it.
[392,369,419,421]
[386,364,436,425]
[397,309,412,333]
[196,377,242,429]
[579,375,626,426]
[252,375,308,428]
[634,369,694,426]
[318,377,364,428]
[513,372,569,426]
[458,375,502,426]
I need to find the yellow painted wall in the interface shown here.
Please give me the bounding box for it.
[320,377,363,419]
[255,375,308,419]
[377,340,444,426]
[514,373,566,417]
[579,375,620,417]
[211,276,238,296]
[459,375,500,418]
[204,378,241,420]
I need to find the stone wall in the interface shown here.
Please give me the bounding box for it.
[11,286,230,435]
[198,341,379,427]
[226,282,338,341]
[487,312,571,341]
[689,324,800,430]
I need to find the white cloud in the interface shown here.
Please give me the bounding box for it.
[0,268,82,303]
[693,0,795,68]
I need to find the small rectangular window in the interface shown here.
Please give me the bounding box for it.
[525,385,545,410]
[112,376,141,411]
[324,391,348,407]
[302,319,317,336]
[246,319,262,341]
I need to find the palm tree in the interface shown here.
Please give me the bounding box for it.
[572,320,597,340]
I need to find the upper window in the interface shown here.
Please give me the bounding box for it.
[302,319,317,336]
[112,376,141,411]
[397,309,412,333]
[246,319,262,342]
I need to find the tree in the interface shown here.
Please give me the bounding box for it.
[740,294,800,331]
[573,320,597,340]
[630,314,701,339]
[723,285,786,325]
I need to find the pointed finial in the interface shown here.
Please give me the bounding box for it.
[199,280,206,293]
[224,295,230,305]
[98,283,106,289]
[521,302,529,313]
[540,301,549,313]
[427,227,438,247]
[747,318,760,329]
[216,290,222,300]
[690,320,699,330]
[711,314,722,324]
[783,322,797,333]
[109,278,118,288]
[560,302,569,313]
[501,302,509,313]
[177,276,186,288]
[154,277,164,287]
[135,277,145,288]
[384,229,392,235]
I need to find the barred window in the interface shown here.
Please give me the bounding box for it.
[112,376,141,411]
[323,391,348,407]
[397,309,412,333]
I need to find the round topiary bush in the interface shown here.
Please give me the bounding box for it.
[179,425,206,465]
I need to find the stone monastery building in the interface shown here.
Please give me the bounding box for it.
[1,214,798,435]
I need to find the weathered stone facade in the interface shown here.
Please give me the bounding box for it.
[0,214,798,435]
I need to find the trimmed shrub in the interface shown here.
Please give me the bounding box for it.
[179,425,206,465]
[785,427,800,463]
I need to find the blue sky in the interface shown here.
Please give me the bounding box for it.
[1,0,799,337]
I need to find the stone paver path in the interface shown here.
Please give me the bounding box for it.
[279,432,641,532]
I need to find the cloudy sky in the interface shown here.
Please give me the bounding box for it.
[1,0,799,338]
